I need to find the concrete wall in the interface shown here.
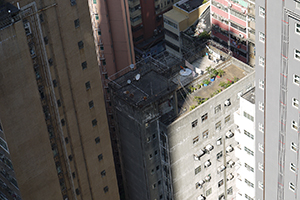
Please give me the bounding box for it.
[168,71,255,200]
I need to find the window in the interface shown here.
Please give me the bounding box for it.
[153,133,156,139]
[244,130,254,139]
[53,79,58,87]
[44,36,48,45]
[259,56,265,67]
[61,119,65,126]
[0,138,8,152]
[201,113,208,122]
[93,0,96,4]
[82,61,87,70]
[101,170,106,177]
[74,19,80,28]
[92,119,97,127]
[259,143,264,153]
[259,102,264,112]
[192,119,198,128]
[259,32,265,43]
[102,59,106,66]
[225,115,230,123]
[259,6,265,18]
[291,163,297,173]
[215,121,221,130]
[156,165,160,171]
[227,186,233,195]
[57,99,61,107]
[195,165,201,175]
[147,137,151,143]
[149,154,153,159]
[202,129,209,138]
[95,14,99,20]
[259,123,264,133]
[292,120,298,131]
[258,181,264,190]
[291,142,298,152]
[154,150,158,155]
[244,111,254,121]
[75,188,80,195]
[104,186,109,193]
[130,15,142,23]
[85,81,91,90]
[245,179,254,188]
[259,80,264,90]
[100,45,104,50]
[258,162,264,172]
[164,18,178,29]
[217,151,223,159]
[217,138,222,145]
[193,136,199,144]
[218,179,224,187]
[294,74,300,85]
[214,104,221,114]
[78,41,84,49]
[293,98,299,109]
[152,183,157,189]
[245,163,254,172]
[89,101,94,109]
[24,22,32,35]
[95,137,100,144]
[98,154,103,161]
[296,23,300,35]
[244,146,254,156]
[70,0,76,6]
[289,182,295,192]
[151,169,155,174]
[295,49,300,61]
[98,29,101,35]
[245,194,254,200]
[206,188,212,196]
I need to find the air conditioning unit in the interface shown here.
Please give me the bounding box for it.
[242,8,247,14]
[228,2,232,7]
[217,3,221,8]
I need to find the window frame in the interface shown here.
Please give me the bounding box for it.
[259,32,265,43]
[292,97,299,109]
[259,6,265,18]
[259,56,265,67]
[295,49,300,61]
[292,120,298,131]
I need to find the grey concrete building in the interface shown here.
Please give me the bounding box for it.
[109,46,255,200]
[255,1,300,199]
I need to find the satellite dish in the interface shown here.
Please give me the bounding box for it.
[127,80,131,84]
[129,64,134,69]
[135,74,141,80]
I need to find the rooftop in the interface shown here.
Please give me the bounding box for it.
[241,87,255,104]
[176,0,204,12]
[109,43,254,112]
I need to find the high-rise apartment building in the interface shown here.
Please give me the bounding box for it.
[234,87,255,200]
[129,0,180,54]
[109,45,255,200]
[255,1,300,199]
[0,0,134,199]
[210,0,255,66]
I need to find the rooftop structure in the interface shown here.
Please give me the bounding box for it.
[176,0,204,12]
[163,0,210,57]
[109,45,255,199]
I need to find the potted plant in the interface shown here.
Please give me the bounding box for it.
[203,79,210,86]
[210,69,218,81]
[217,69,225,78]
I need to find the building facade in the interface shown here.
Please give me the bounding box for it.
[210,0,255,66]
[0,0,134,199]
[255,0,300,200]
[129,0,180,54]
[109,46,255,200]
[163,0,210,58]
[234,87,255,200]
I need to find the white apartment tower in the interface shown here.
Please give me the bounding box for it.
[255,0,300,199]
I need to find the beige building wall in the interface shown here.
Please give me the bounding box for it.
[0,0,122,199]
